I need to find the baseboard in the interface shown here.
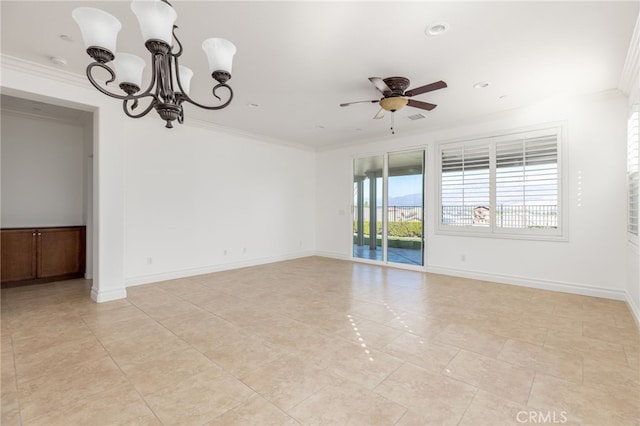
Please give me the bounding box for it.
[626,292,640,327]
[426,264,628,301]
[91,286,127,303]
[125,250,316,287]
[312,250,351,261]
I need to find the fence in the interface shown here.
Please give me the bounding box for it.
[358,204,557,228]
[441,205,557,228]
[361,206,423,223]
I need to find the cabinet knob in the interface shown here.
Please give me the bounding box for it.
[32,233,36,236]
[37,233,42,236]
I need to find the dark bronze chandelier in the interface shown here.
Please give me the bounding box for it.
[72,0,236,128]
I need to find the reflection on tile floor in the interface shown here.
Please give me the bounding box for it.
[1,256,638,425]
[353,245,423,265]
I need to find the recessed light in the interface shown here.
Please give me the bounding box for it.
[59,34,73,42]
[473,81,490,89]
[247,102,260,108]
[499,94,508,99]
[316,125,325,129]
[50,56,68,66]
[425,22,449,36]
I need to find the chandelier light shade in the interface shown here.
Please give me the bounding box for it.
[130,0,177,45]
[113,53,146,88]
[72,7,122,56]
[72,0,236,128]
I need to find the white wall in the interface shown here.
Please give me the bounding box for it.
[1,111,85,227]
[316,90,629,300]
[124,119,316,285]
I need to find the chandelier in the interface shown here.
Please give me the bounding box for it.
[72,0,236,128]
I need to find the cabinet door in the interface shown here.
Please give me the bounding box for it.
[1,229,37,282]
[37,227,85,279]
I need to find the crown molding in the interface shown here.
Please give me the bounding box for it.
[619,12,640,96]
[1,54,88,88]
[184,117,316,152]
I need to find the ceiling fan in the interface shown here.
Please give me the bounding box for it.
[340,76,447,133]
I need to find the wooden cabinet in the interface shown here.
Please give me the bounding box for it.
[1,226,85,287]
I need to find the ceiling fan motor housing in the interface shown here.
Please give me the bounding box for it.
[379,77,411,111]
[383,77,410,96]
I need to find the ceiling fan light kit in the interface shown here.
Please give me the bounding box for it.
[340,76,447,134]
[72,0,237,128]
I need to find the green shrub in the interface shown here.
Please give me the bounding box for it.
[354,221,422,238]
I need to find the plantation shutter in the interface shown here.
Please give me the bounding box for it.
[441,143,490,226]
[495,131,558,229]
[628,103,639,236]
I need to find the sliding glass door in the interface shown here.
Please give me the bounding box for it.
[353,150,424,266]
[353,156,383,261]
[387,151,424,265]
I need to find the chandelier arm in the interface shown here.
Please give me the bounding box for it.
[86,61,159,103]
[86,62,129,100]
[170,25,183,57]
[179,83,234,110]
[122,95,158,119]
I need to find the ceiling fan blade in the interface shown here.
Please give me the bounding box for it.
[407,99,437,111]
[369,77,392,95]
[339,100,379,107]
[373,108,385,120]
[405,80,447,97]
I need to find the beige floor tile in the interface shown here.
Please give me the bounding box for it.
[25,382,160,426]
[582,356,640,395]
[138,299,206,322]
[528,373,639,425]
[375,363,477,425]
[118,347,225,395]
[1,392,21,426]
[79,303,148,328]
[247,315,328,353]
[205,394,299,425]
[289,377,407,425]
[434,323,508,357]
[87,315,165,346]
[17,355,129,422]
[14,335,108,385]
[518,313,583,334]
[210,302,281,328]
[382,332,460,374]
[241,354,338,411]
[497,339,583,383]
[544,329,629,366]
[10,318,94,356]
[69,297,132,317]
[458,390,541,426]
[321,337,405,390]
[331,314,404,349]
[384,310,449,339]
[625,345,640,370]
[582,320,640,347]
[3,258,638,425]
[203,330,287,378]
[102,326,191,365]
[143,369,255,426]
[444,349,536,405]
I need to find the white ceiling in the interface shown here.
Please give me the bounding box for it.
[1,1,638,150]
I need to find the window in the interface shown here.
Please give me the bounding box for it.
[438,125,563,239]
[628,102,639,238]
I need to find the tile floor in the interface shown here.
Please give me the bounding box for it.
[1,256,638,425]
